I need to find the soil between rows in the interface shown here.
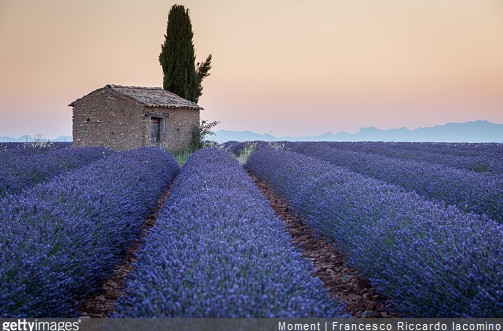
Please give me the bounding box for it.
[248,171,400,318]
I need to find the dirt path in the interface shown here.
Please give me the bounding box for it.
[79,185,174,318]
[248,171,400,318]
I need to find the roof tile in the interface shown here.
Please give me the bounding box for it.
[69,84,203,110]
[108,84,202,109]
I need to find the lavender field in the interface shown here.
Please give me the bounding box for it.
[0,142,501,318]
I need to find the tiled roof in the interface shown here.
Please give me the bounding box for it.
[69,84,203,110]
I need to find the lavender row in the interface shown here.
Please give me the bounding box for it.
[304,142,503,174]
[0,147,180,317]
[114,148,344,318]
[382,141,503,159]
[300,141,503,159]
[223,140,277,152]
[0,145,59,165]
[287,142,503,222]
[0,142,71,150]
[219,140,243,155]
[0,146,113,196]
[225,141,503,173]
[246,147,503,317]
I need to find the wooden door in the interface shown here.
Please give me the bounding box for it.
[150,117,161,147]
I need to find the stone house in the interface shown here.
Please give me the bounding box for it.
[69,84,202,151]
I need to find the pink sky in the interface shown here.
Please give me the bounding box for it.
[1,0,502,138]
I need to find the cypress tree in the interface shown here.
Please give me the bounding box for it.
[159,5,211,103]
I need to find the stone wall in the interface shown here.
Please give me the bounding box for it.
[148,107,200,151]
[72,88,145,150]
[72,88,200,151]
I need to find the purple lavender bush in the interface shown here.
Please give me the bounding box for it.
[246,147,503,317]
[0,147,180,317]
[0,144,54,164]
[219,140,242,154]
[387,142,503,159]
[113,148,344,318]
[313,142,503,174]
[221,141,270,157]
[287,142,503,223]
[319,142,503,160]
[0,142,71,150]
[0,146,112,196]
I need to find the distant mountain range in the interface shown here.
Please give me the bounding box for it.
[212,120,503,143]
[0,135,72,143]
[1,120,502,144]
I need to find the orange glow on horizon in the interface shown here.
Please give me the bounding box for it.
[1,0,502,137]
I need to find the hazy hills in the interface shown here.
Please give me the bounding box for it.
[213,120,503,143]
[1,120,502,144]
[0,135,72,143]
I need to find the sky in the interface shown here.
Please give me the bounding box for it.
[1,0,503,138]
